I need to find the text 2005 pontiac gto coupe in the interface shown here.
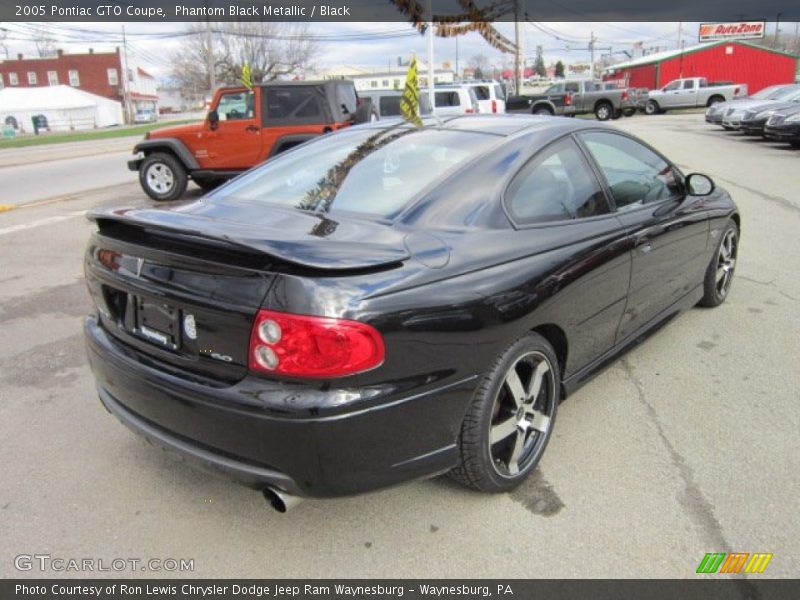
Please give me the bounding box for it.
[85,115,739,511]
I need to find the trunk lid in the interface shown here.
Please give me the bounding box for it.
[85,201,408,383]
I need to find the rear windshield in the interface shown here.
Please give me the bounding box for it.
[211,126,497,219]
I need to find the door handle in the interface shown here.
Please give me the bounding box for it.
[245,125,259,133]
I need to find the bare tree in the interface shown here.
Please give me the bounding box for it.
[170,22,318,95]
[32,27,57,57]
[469,53,489,79]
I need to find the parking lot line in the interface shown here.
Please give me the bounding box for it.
[0,210,86,237]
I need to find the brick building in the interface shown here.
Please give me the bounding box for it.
[0,48,158,121]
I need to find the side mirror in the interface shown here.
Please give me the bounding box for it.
[685,173,715,196]
[207,109,219,130]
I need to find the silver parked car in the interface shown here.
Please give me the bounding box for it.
[706,84,800,128]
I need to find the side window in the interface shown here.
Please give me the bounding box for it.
[663,80,680,91]
[474,86,490,100]
[262,87,323,125]
[565,82,580,93]
[579,131,682,210]
[545,84,562,94]
[682,80,695,89]
[494,84,505,100]
[435,91,460,107]
[379,96,402,117]
[216,90,255,121]
[506,138,609,225]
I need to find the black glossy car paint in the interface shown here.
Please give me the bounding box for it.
[85,115,739,498]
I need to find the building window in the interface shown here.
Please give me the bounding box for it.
[27,71,37,85]
[68,70,80,86]
[370,81,378,88]
[47,71,58,85]
[382,79,389,87]
[9,72,19,86]
[107,68,119,85]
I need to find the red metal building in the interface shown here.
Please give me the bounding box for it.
[603,41,798,93]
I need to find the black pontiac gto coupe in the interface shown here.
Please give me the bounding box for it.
[84,115,739,511]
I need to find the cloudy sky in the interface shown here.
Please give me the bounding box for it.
[1,21,785,80]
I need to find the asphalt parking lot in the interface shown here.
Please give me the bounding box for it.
[1,112,798,579]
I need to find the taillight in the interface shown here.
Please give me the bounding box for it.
[621,90,629,101]
[564,93,572,106]
[465,107,475,114]
[491,99,497,113]
[249,309,385,378]
[734,86,740,95]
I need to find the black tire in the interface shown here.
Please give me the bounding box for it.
[644,100,660,115]
[790,141,800,149]
[707,95,725,107]
[622,108,636,117]
[139,152,188,201]
[532,106,554,116]
[449,333,560,493]
[595,102,613,121]
[611,109,623,120]
[699,219,738,307]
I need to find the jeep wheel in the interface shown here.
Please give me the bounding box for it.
[139,153,188,201]
[622,108,636,117]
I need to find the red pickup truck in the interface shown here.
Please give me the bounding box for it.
[129,80,377,201]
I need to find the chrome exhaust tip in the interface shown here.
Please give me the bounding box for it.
[262,486,303,513]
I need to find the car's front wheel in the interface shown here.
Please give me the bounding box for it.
[699,219,738,307]
[449,333,559,492]
[139,153,188,201]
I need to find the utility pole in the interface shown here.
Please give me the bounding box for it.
[121,25,131,124]
[205,17,215,95]
[677,22,683,49]
[514,0,522,94]
[774,13,782,46]
[426,0,435,113]
[794,21,799,54]
[455,36,459,82]
[589,31,596,80]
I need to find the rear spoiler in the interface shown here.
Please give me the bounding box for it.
[88,207,409,272]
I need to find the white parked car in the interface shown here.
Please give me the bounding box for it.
[423,86,480,116]
[462,81,506,114]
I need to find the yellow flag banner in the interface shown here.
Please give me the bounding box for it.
[400,55,423,127]
[241,63,253,89]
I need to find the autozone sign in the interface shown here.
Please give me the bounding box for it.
[699,22,766,42]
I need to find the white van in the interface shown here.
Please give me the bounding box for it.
[462,81,506,114]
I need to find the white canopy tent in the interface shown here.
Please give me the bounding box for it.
[0,85,123,132]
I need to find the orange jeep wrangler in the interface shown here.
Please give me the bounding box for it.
[129,80,377,201]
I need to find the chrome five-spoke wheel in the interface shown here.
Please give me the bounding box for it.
[450,333,560,492]
[490,351,555,477]
[715,228,737,298]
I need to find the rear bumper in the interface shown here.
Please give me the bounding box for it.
[85,317,474,498]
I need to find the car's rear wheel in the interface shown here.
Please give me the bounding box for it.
[622,108,636,117]
[645,100,660,115]
[140,153,188,201]
[611,109,623,120]
[699,220,738,307]
[532,106,553,116]
[449,333,559,492]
